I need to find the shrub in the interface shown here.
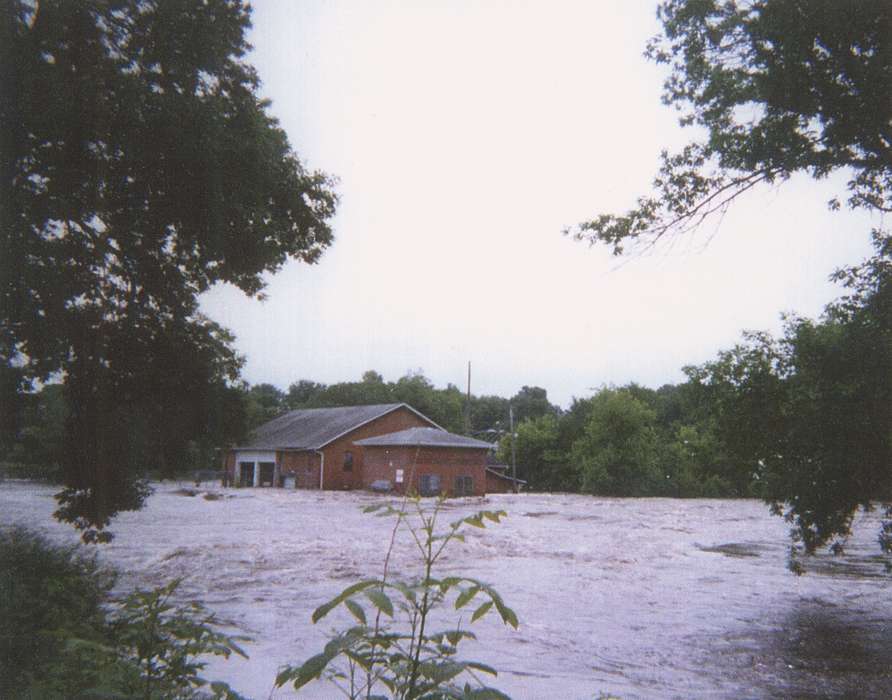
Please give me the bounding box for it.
[107,578,249,699]
[0,528,248,699]
[0,526,114,697]
[276,498,518,699]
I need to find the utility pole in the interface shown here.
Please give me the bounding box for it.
[465,361,471,434]
[509,404,518,494]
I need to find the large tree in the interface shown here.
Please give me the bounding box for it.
[1,0,337,540]
[572,0,891,253]
[688,233,891,563]
[570,0,891,559]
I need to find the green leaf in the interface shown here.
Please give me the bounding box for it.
[439,576,463,592]
[365,588,394,617]
[344,649,372,672]
[454,586,480,609]
[392,581,417,602]
[344,599,366,625]
[275,665,297,687]
[312,579,379,623]
[418,660,465,684]
[465,661,498,676]
[495,602,518,629]
[291,652,331,689]
[443,628,477,645]
[463,515,485,528]
[471,601,493,622]
[462,687,512,699]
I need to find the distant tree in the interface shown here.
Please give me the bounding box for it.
[285,380,327,409]
[361,370,385,384]
[509,386,558,424]
[0,364,27,452]
[18,383,67,470]
[310,376,393,409]
[468,394,510,436]
[572,389,664,497]
[572,0,891,253]
[682,334,786,496]
[243,383,286,432]
[1,0,337,539]
[392,372,464,433]
[502,414,575,492]
[662,423,733,498]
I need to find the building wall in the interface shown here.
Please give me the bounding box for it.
[485,469,516,494]
[320,406,437,490]
[224,405,437,490]
[279,450,321,489]
[361,445,488,497]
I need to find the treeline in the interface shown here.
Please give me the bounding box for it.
[7,237,888,515]
[242,372,554,437]
[2,370,555,479]
[508,234,890,509]
[502,382,745,497]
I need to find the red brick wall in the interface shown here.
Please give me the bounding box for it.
[279,450,321,489]
[320,406,437,490]
[362,445,488,497]
[485,469,515,494]
[224,406,438,490]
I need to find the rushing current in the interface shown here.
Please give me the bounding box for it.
[2,480,890,699]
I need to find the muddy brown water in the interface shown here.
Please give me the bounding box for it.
[2,482,890,699]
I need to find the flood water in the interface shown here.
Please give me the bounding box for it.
[2,481,890,699]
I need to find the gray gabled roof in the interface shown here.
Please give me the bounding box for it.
[236,404,441,451]
[354,427,494,450]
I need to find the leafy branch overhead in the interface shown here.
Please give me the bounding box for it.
[571,0,892,253]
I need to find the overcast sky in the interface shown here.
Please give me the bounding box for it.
[199,0,879,408]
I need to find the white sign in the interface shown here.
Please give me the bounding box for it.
[395,469,404,483]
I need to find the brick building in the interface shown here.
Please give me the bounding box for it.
[223,403,496,496]
[355,426,494,497]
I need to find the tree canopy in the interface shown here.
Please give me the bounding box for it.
[1,0,337,539]
[686,232,891,564]
[571,0,892,253]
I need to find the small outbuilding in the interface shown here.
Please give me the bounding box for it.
[355,427,494,497]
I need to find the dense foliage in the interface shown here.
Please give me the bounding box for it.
[0,527,114,696]
[0,527,247,698]
[1,0,337,539]
[687,232,892,562]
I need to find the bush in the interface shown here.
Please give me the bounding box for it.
[0,527,114,697]
[277,498,518,699]
[0,528,248,699]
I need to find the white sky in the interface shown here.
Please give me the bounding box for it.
[199,0,879,408]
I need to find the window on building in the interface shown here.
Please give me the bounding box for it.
[454,475,474,497]
[343,451,354,472]
[419,474,441,497]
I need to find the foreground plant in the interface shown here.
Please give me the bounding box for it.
[0,528,248,698]
[276,498,518,699]
[107,578,250,699]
